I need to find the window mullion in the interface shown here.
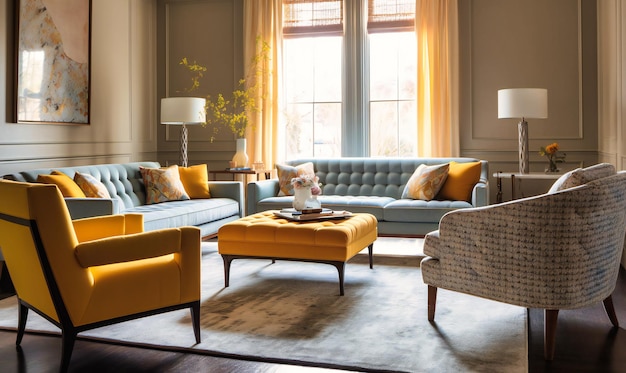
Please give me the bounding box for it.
[342,0,369,156]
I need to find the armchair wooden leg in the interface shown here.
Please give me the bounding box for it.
[190,301,201,344]
[16,300,28,345]
[427,285,438,322]
[544,309,559,361]
[60,331,77,373]
[603,295,620,327]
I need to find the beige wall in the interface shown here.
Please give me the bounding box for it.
[0,0,157,175]
[597,0,626,267]
[0,0,599,191]
[156,0,243,171]
[459,0,598,202]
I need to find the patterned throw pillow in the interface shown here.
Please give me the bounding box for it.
[37,171,86,198]
[276,162,315,196]
[74,172,111,198]
[401,164,449,200]
[436,161,482,202]
[548,163,616,193]
[140,165,190,204]
[179,164,211,199]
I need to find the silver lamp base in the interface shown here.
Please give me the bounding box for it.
[518,119,529,174]
[180,124,188,168]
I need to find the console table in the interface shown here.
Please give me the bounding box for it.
[494,172,563,203]
[210,168,271,182]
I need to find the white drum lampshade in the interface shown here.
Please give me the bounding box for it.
[161,97,206,167]
[498,88,548,174]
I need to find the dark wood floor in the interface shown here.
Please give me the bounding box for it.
[0,269,624,372]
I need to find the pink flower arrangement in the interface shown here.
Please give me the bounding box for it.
[291,175,322,195]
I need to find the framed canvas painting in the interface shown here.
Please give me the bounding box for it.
[15,0,91,124]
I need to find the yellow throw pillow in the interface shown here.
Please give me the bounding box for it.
[179,164,211,199]
[37,171,86,198]
[436,161,482,202]
[276,162,315,196]
[140,165,190,204]
[74,172,111,198]
[401,164,449,200]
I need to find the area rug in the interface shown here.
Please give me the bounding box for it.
[0,242,527,372]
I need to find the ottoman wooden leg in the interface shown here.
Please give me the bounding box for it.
[368,243,374,269]
[221,255,233,287]
[328,261,346,296]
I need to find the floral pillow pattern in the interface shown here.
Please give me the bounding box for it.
[74,172,111,198]
[402,163,449,200]
[276,162,315,196]
[140,165,190,204]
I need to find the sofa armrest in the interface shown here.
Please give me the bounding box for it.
[471,179,489,207]
[208,181,244,217]
[246,179,280,215]
[65,197,120,220]
[470,160,489,207]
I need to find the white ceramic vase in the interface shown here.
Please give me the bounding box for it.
[292,186,312,211]
[232,138,249,168]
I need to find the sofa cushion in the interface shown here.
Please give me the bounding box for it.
[401,163,449,200]
[179,164,211,199]
[548,163,616,193]
[37,172,86,198]
[125,198,240,231]
[74,172,111,198]
[276,162,315,196]
[140,165,190,204]
[383,199,472,223]
[256,195,394,220]
[436,161,481,202]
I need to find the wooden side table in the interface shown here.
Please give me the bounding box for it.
[209,168,271,182]
[494,172,563,203]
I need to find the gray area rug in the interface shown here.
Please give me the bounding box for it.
[0,242,527,372]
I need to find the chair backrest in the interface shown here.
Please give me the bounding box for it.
[518,171,626,307]
[0,180,92,325]
[3,162,162,210]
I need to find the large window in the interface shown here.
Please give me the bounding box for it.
[282,0,416,159]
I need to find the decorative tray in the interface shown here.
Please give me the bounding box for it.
[273,208,352,221]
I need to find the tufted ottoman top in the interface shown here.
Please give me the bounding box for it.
[218,211,378,262]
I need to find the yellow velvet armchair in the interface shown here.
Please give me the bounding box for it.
[0,180,201,372]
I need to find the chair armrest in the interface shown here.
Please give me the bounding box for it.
[208,181,244,217]
[175,226,202,302]
[246,179,280,215]
[75,228,183,267]
[73,214,144,242]
[65,197,120,219]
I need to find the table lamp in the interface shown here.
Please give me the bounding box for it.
[498,88,548,174]
[161,97,206,167]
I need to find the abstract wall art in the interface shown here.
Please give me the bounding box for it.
[16,0,91,124]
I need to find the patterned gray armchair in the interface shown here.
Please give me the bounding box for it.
[421,164,626,360]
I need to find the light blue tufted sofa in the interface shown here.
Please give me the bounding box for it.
[246,157,489,236]
[3,162,243,238]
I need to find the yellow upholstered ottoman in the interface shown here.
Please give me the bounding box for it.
[217,210,378,295]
